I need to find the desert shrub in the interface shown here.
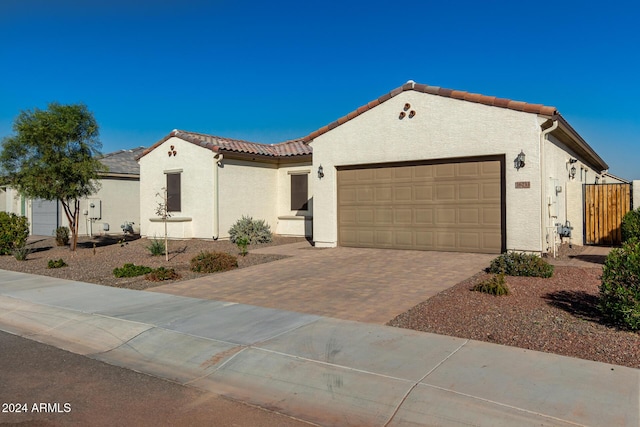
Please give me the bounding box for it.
[599,238,640,330]
[0,212,29,255]
[236,237,249,256]
[228,215,272,244]
[489,252,554,278]
[147,238,165,256]
[55,226,70,246]
[145,267,181,282]
[12,244,31,261]
[190,251,238,273]
[113,263,153,278]
[621,208,640,243]
[47,259,67,269]
[472,273,510,296]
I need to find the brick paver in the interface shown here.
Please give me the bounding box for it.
[149,242,494,324]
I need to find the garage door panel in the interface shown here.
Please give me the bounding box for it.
[394,186,412,201]
[483,207,501,225]
[415,208,433,224]
[415,231,434,247]
[338,159,503,254]
[458,162,480,176]
[375,186,393,202]
[459,208,480,224]
[357,209,374,224]
[436,185,456,200]
[375,208,393,224]
[435,164,456,178]
[376,230,393,245]
[339,188,357,204]
[394,208,412,224]
[357,188,374,202]
[395,231,413,246]
[436,208,456,224]
[458,232,480,250]
[482,182,501,199]
[459,183,480,200]
[414,165,433,178]
[482,161,501,175]
[436,232,456,249]
[414,185,433,201]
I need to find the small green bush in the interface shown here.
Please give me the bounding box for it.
[113,263,153,278]
[147,238,165,256]
[0,212,29,255]
[55,226,70,246]
[47,259,67,269]
[190,251,238,273]
[599,238,640,330]
[472,273,510,296]
[621,208,640,243]
[145,267,181,282]
[489,252,554,278]
[12,244,31,261]
[236,237,249,256]
[228,215,272,244]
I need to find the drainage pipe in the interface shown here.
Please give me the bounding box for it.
[212,153,223,240]
[540,119,559,254]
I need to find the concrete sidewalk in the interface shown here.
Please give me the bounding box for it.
[0,270,638,426]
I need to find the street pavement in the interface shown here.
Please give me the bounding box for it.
[0,269,638,426]
[0,330,312,426]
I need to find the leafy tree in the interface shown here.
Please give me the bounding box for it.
[0,103,106,251]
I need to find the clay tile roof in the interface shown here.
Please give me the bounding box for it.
[302,81,559,142]
[138,130,311,160]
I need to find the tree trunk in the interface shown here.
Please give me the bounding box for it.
[61,199,80,252]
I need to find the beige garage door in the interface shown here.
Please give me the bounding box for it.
[337,159,503,253]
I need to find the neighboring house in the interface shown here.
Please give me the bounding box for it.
[139,81,613,254]
[601,172,630,184]
[137,132,312,240]
[0,147,144,236]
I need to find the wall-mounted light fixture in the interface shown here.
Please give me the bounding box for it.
[317,165,324,179]
[570,165,577,179]
[514,150,526,170]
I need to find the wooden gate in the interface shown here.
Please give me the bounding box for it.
[584,184,632,245]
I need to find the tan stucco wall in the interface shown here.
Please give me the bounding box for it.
[634,181,640,210]
[544,135,607,248]
[0,187,22,215]
[217,158,278,239]
[311,91,546,252]
[139,137,311,240]
[139,136,215,239]
[59,178,140,236]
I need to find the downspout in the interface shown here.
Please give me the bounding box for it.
[212,153,223,240]
[540,118,559,254]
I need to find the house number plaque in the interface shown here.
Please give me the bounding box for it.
[515,181,530,189]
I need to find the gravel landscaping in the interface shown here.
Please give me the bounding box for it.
[388,249,640,369]
[0,235,305,290]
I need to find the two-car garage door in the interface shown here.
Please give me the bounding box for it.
[337,158,504,254]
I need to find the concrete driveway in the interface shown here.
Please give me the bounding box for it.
[150,242,495,323]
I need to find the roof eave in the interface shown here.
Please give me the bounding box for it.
[552,115,609,172]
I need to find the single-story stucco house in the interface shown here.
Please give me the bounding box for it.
[1,147,144,236]
[138,81,616,254]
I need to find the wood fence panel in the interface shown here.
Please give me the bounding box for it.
[585,183,632,245]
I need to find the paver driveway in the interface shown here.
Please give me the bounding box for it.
[150,242,495,323]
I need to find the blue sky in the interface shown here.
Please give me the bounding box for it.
[1,0,638,179]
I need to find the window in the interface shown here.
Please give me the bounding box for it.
[166,173,181,212]
[291,173,308,211]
